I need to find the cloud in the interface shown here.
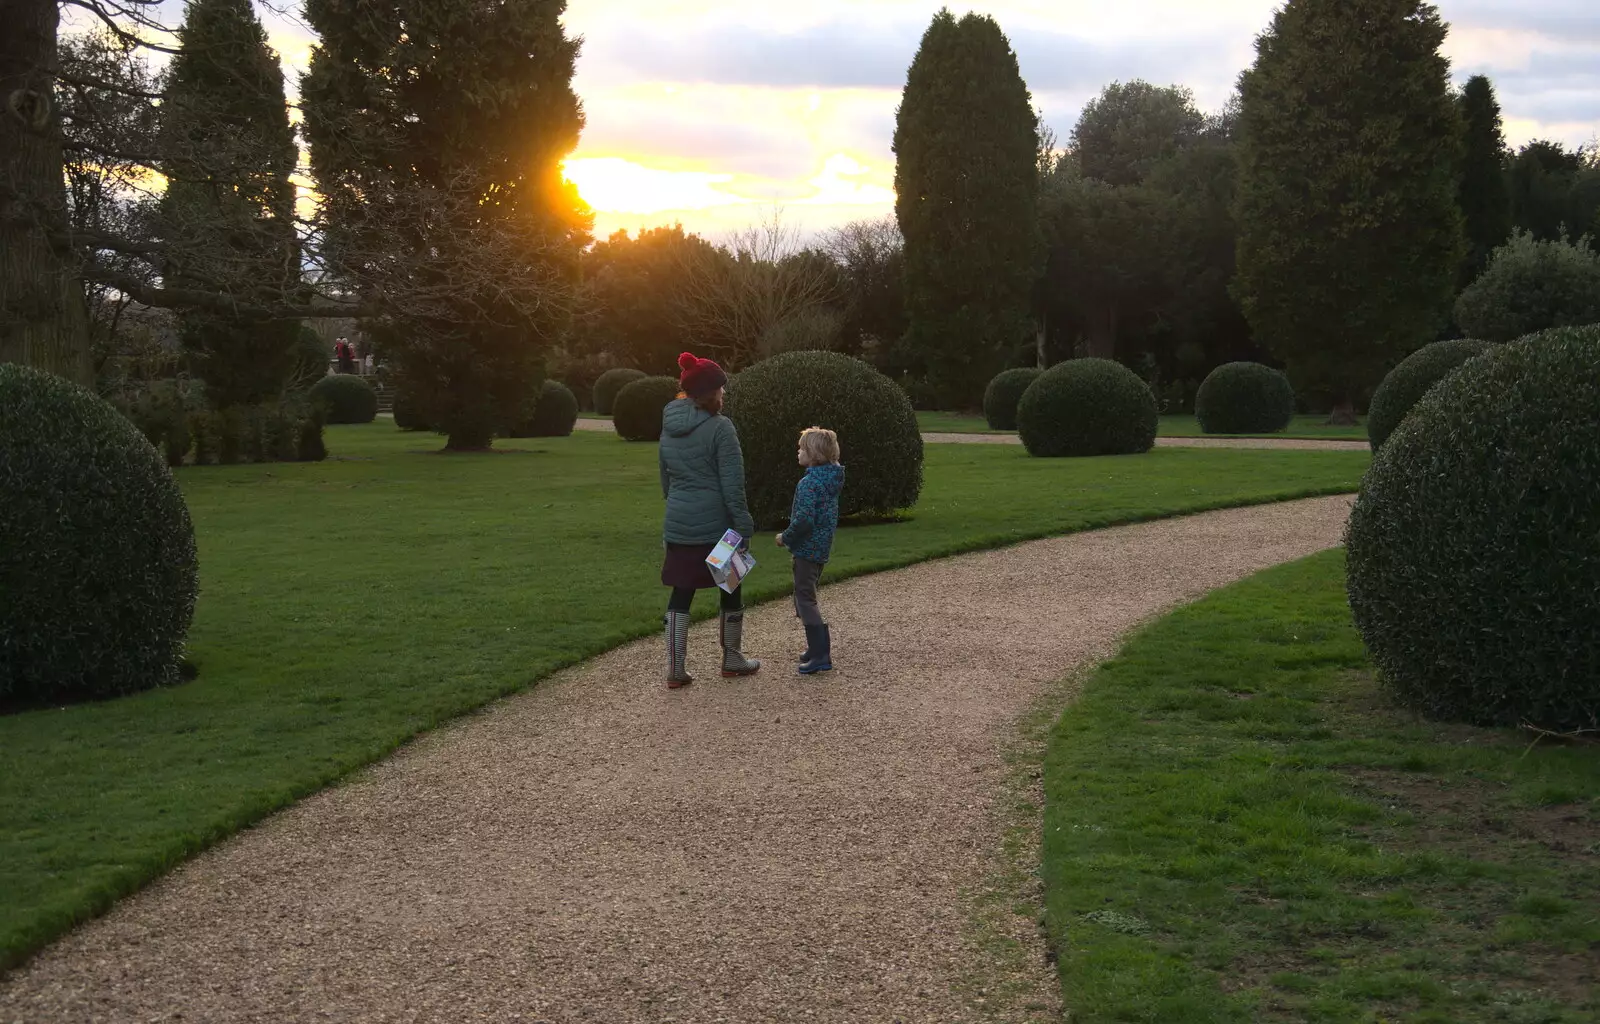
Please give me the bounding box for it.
[1443,0,1600,44]
[80,0,1594,239]
[581,17,1247,97]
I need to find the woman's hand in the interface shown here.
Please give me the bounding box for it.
[774,533,786,548]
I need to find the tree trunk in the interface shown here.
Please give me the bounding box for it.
[1035,310,1047,368]
[0,0,92,384]
[1084,304,1117,360]
[1326,394,1358,426]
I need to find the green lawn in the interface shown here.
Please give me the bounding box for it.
[1042,550,1599,1022]
[916,410,1369,441]
[0,424,1368,970]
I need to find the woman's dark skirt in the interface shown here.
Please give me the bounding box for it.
[662,542,718,589]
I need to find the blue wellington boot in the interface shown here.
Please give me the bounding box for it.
[798,624,832,675]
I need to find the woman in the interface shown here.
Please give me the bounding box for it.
[659,351,761,688]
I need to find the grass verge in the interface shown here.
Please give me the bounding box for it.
[916,411,1368,441]
[0,425,1368,971]
[1042,549,1599,1022]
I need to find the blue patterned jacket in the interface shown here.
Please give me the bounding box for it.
[780,463,845,564]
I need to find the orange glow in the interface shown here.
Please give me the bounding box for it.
[562,157,753,215]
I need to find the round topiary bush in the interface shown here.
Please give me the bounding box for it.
[725,351,923,528]
[1366,339,1491,451]
[1345,324,1600,732]
[1194,361,1296,434]
[507,380,579,438]
[593,368,646,416]
[1015,358,1158,457]
[1,365,199,708]
[983,367,1042,431]
[309,373,378,424]
[612,376,682,442]
[392,390,431,431]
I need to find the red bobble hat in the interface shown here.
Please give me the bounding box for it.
[677,351,728,399]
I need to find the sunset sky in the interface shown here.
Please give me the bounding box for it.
[243,1,1600,242]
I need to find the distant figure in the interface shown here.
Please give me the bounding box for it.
[658,351,760,688]
[335,337,355,374]
[364,353,374,375]
[775,427,844,674]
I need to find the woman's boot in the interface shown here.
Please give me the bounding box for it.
[720,610,762,677]
[665,610,694,688]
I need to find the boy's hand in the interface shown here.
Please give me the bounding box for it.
[774,533,786,548]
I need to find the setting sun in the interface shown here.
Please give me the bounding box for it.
[562,157,752,215]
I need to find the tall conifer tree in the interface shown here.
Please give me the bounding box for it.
[1458,75,1513,281]
[302,0,590,449]
[158,0,300,407]
[1233,0,1464,421]
[894,8,1041,407]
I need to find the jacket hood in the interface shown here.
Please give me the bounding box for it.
[807,463,845,497]
[662,397,713,438]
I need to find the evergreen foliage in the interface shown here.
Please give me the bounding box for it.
[1346,326,1600,731]
[1233,0,1464,416]
[302,0,590,450]
[1194,362,1295,435]
[292,327,330,387]
[1039,94,1248,373]
[894,8,1042,408]
[611,376,681,442]
[0,365,198,707]
[575,227,717,374]
[1071,80,1207,187]
[1508,141,1600,245]
[982,367,1041,430]
[1016,359,1158,457]
[392,391,431,432]
[1457,76,1513,280]
[1365,339,1490,451]
[158,0,300,409]
[1454,231,1600,342]
[725,352,923,527]
[593,368,646,415]
[296,416,328,462]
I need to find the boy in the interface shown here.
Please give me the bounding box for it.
[775,427,844,674]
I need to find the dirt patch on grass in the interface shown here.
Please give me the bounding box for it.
[1340,765,1600,867]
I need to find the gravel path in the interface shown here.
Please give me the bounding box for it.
[577,418,1366,451]
[0,496,1354,1023]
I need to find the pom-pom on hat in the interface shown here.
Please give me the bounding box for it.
[677,351,728,399]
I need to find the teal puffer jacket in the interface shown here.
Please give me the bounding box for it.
[659,398,756,545]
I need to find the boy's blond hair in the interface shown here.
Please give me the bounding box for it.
[798,426,841,465]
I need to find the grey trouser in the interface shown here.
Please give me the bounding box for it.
[792,558,825,626]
